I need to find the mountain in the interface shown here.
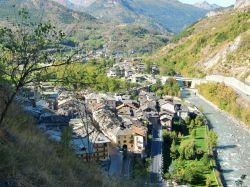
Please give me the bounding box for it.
[150,8,250,83]
[51,0,208,33]
[0,0,170,55]
[235,0,250,9]
[193,1,221,10]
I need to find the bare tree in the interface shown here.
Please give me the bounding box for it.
[74,100,102,162]
[0,9,81,126]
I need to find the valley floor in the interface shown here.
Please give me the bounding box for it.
[185,90,250,186]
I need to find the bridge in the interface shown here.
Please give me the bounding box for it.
[161,75,250,100]
[160,76,208,89]
[120,74,250,100]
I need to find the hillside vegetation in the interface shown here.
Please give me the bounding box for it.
[197,82,250,126]
[48,60,137,92]
[150,9,250,81]
[0,103,108,186]
[0,88,142,187]
[0,0,169,55]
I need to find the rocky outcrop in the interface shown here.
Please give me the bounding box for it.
[235,0,250,9]
[194,1,220,11]
[203,36,241,69]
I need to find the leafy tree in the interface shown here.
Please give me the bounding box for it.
[170,139,179,159]
[171,159,207,185]
[201,154,210,166]
[195,115,204,127]
[207,131,218,150]
[150,79,162,92]
[178,139,197,160]
[0,9,80,126]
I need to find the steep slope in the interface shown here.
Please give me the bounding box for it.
[150,8,250,83]
[0,87,142,186]
[51,0,208,33]
[0,0,169,55]
[235,0,250,9]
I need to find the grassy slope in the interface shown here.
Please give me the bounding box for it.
[0,106,111,186]
[197,82,250,126]
[150,9,250,79]
[0,90,140,186]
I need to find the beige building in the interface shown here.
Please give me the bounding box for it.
[115,126,147,154]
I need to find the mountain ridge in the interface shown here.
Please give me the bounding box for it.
[0,0,170,55]
[51,0,208,32]
[193,1,221,10]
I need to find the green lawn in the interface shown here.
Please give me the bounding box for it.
[194,126,207,152]
[181,126,207,151]
[183,125,218,187]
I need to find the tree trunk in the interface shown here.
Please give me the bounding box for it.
[0,91,18,127]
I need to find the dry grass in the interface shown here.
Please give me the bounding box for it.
[0,102,140,187]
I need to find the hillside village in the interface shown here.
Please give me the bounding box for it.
[0,0,250,186]
[15,59,201,179]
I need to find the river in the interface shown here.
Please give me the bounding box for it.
[183,89,250,186]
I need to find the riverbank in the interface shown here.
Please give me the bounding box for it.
[195,91,250,134]
[161,100,219,186]
[196,83,250,128]
[185,89,250,185]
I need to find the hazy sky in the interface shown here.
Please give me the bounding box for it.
[179,0,235,7]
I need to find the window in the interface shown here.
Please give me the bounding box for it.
[124,140,127,143]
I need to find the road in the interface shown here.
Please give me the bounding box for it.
[122,156,131,177]
[109,147,123,176]
[184,89,250,186]
[109,147,131,178]
[150,119,163,184]
[229,84,250,101]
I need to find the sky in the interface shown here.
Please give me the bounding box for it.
[179,0,235,7]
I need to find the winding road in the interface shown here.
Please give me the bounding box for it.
[184,89,250,186]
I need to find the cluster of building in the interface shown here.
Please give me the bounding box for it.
[18,75,194,167]
[107,60,160,84]
[18,83,158,161]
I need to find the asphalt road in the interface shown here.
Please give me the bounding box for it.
[109,147,123,176]
[185,90,250,186]
[122,156,131,177]
[150,121,163,184]
[229,84,250,101]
